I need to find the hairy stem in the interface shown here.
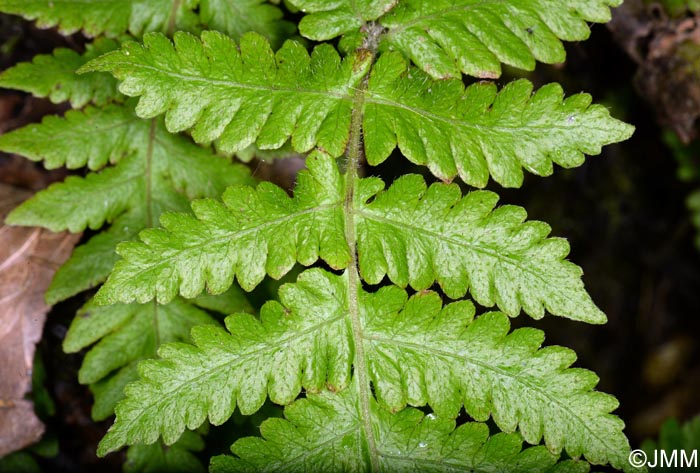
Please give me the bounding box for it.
[145,119,156,228]
[145,120,160,353]
[344,44,378,470]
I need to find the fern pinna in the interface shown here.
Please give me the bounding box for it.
[0,1,638,472]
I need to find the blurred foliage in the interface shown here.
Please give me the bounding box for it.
[663,131,700,249]
[645,0,700,16]
[0,452,40,473]
[642,415,700,471]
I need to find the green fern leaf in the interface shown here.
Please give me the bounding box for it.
[5,104,252,300]
[45,216,140,304]
[97,152,603,323]
[125,432,205,473]
[81,31,372,156]
[379,0,623,79]
[8,155,143,233]
[211,389,574,472]
[288,0,397,41]
[91,363,141,422]
[355,174,604,322]
[360,287,627,467]
[84,33,632,186]
[0,38,120,107]
[364,53,634,187]
[63,298,217,419]
[199,0,295,48]
[191,284,255,315]
[97,269,629,469]
[0,105,139,171]
[0,0,200,37]
[96,152,348,303]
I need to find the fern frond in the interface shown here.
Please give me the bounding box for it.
[63,298,217,419]
[67,288,251,421]
[0,38,120,107]
[199,0,295,48]
[212,389,573,473]
[125,432,205,473]
[364,53,634,187]
[45,217,139,305]
[379,0,623,79]
[8,154,143,233]
[0,0,200,37]
[0,105,138,171]
[356,174,604,322]
[5,104,252,230]
[97,152,603,323]
[360,289,627,467]
[0,3,634,470]
[5,104,252,299]
[85,33,632,186]
[96,151,348,303]
[288,0,397,41]
[97,269,628,469]
[81,31,372,156]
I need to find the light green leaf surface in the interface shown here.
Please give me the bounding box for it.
[5,103,252,300]
[379,0,623,79]
[82,31,372,157]
[0,38,120,107]
[364,53,635,187]
[91,365,140,422]
[98,152,603,322]
[96,152,348,303]
[288,0,397,41]
[211,388,574,473]
[98,269,629,469]
[199,0,295,48]
[0,0,200,37]
[355,174,605,322]
[0,105,140,171]
[9,154,143,233]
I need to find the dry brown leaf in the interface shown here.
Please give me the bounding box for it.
[0,183,80,457]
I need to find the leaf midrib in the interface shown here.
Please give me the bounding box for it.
[121,202,342,280]
[364,93,613,135]
[355,208,556,288]
[114,62,355,101]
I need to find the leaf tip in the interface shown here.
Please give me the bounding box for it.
[96,431,122,458]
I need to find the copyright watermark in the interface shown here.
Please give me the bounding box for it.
[628,450,647,468]
[628,449,698,468]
